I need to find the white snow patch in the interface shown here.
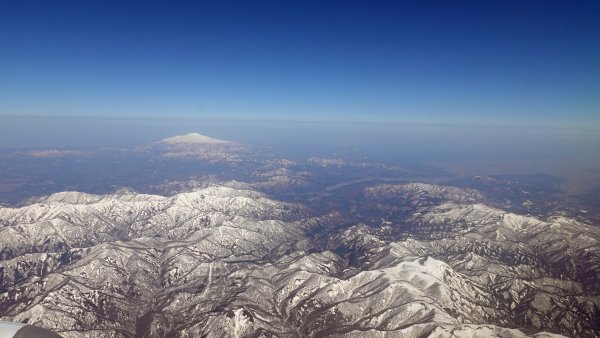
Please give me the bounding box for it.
[160,133,231,145]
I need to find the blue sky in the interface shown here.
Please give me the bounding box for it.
[1,1,599,127]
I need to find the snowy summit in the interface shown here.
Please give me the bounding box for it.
[160,133,231,145]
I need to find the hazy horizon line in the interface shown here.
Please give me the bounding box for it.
[2,114,599,133]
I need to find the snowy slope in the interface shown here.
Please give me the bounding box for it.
[1,183,595,337]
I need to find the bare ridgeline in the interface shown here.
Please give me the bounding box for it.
[0,134,598,338]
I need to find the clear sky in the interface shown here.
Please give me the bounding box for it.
[1,0,599,127]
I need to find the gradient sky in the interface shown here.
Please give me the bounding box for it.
[1,0,599,127]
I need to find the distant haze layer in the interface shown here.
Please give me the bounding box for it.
[1,116,598,192]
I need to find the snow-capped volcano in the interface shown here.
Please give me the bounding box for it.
[151,133,244,162]
[160,133,232,145]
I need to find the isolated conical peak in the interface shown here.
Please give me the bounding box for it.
[160,133,231,145]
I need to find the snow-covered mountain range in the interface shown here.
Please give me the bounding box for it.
[1,181,598,337]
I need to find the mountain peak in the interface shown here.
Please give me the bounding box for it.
[160,133,231,145]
